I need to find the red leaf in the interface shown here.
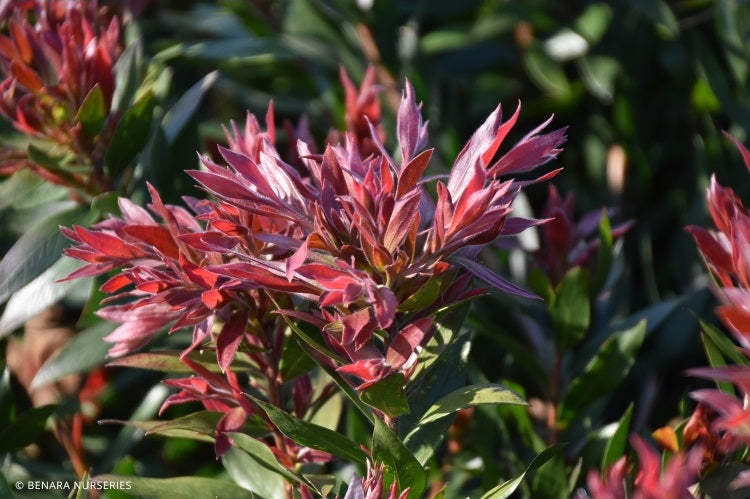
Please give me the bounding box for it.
[383,190,421,252]
[396,148,433,198]
[285,236,308,282]
[100,274,132,293]
[123,225,180,259]
[217,309,249,371]
[448,104,504,200]
[341,308,375,349]
[10,60,43,93]
[386,317,433,369]
[201,289,228,309]
[489,124,567,177]
[73,225,146,259]
[686,226,733,280]
[10,21,32,64]
[214,406,248,457]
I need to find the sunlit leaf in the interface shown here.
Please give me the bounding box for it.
[91,474,251,499]
[249,396,368,464]
[416,383,526,426]
[75,85,107,138]
[601,403,633,472]
[0,256,91,337]
[222,446,286,499]
[0,206,94,310]
[162,71,218,144]
[373,417,426,498]
[360,372,410,418]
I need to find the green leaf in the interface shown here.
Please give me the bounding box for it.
[398,275,443,312]
[523,43,571,97]
[372,417,427,498]
[559,320,646,425]
[279,337,316,382]
[27,143,68,171]
[111,42,142,114]
[0,256,92,336]
[99,411,265,443]
[0,206,94,309]
[416,383,526,426]
[249,396,368,465]
[481,444,565,499]
[701,332,736,394]
[700,320,748,366]
[360,372,410,418]
[75,85,107,138]
[222,445,286,499]
[574,3,612,44]
[105,91,155,178]
[92,475,251,499]
[529,267,554,304]
[550,267,590,353]
[162,71,218,144]
[0,169,44,211]
[227,432,300,483]
[0,404,58,453]
[602,403,633,471]
[401,312,470,465]
[106,350,224,374]
[0,470,13,498]
[30,321,115,389]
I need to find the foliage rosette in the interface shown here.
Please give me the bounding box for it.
[59,68,565,494]
[63,73,565,388]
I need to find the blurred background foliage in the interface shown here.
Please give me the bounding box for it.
[3,0,750,496]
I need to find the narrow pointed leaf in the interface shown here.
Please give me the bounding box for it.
[105,91,155,177]
[481,444,565,499]
[0,206,93,308]
[222,446,287,499]
[602,403,633,472]
[30,321,115,389]
[75,84,106,138]
[163,71,218,143]
[455,256,539,299]
[559,320,646,424]
[550,267,590,353]
[373,417,427,498]
[227,432,301,483]
[417,383,526,426]
[249,395,368,465]
[91,475,250,499]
